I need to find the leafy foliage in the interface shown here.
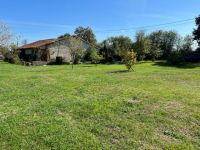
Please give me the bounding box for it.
[148,30,179,59]
[193,15,200,47]
[125,50,137,71]
[74,26,97,45]
[180,35,193,55]
[167,51,185,65]
[3,44,21,64]
[99,36,132,63]
[68,37,83,68]
[90,49,103,64]
[134,31,151,61]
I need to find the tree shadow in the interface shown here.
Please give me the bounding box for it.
[28,69,69,72]
[153,61,200,69]
[79,65,95,68]
[107,70,130,74]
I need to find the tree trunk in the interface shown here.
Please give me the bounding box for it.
[72,63,74,70]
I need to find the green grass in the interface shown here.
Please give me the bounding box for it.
[0,61,200,149]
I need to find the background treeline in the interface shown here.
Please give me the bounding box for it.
[74,15,200,65]
[97,31,195,65]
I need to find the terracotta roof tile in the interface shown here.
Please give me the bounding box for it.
[19,39,57,49]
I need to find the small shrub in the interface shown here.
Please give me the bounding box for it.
[10,55,21,64]
[4,52,21,65]
[125,50,137,71]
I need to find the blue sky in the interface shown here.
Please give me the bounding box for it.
[0,0,199,43]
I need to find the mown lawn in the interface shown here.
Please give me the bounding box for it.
[0,61,200,149]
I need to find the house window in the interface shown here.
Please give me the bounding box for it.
[25,49,32,55]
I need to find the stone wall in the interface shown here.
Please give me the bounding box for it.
[0,55,4,61]
[48,40,71,63]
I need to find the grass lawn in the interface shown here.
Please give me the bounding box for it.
[0,61,200,149]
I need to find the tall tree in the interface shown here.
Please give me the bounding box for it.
[148,31,163,60]
[160,31,178,58]
[110,36,132,59]
[147,30,179,59]
[68,37,83,69]
[100,36,132,62]
[193,15,200,47]
[99,40,111,62]
[134,31,151,61]
[0,22,12,47]
[74,27,97,46]
[181,35,193,54]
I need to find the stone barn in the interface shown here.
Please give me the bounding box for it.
[18,37,88,65]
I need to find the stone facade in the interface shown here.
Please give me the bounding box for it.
[48,40,72,62]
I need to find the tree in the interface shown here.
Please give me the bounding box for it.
[110,36,132,59]
[0,45,9,57]
[148,31,162,61]
[181,35,193,54]
[99,36,132,62]
[90,49,102,64]
[68,37,83,69]
[100,38,117,62]
[74,26,97,46]
[0,22,12,48]
[147,30,179,59]
[149,43,162,61]
[193,15,200,47]
[125,50,137,71]
[58,33,71,39]
[83,48,93,62]
[99,40,111,63]
[3,44,21,64]
[134,31,151,61]
[160,31,179,59]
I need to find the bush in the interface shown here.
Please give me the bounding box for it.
[185,53,200,62]
[167,51,185,65]
[125,51,137,71]
[4,51,21,65]
[56,56,63,65]
[90,50,103,64]
[10,55,21,64]
[83,48,92,62]
[2,44,21,65]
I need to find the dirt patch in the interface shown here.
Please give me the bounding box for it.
[145,104,160,113]
[128,98,142,103]
[164,101,185,110]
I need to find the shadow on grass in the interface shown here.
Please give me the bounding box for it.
[28,69,69,72]
[79,65,95,68]
[107,70,131,74]
[153,61,200,69]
